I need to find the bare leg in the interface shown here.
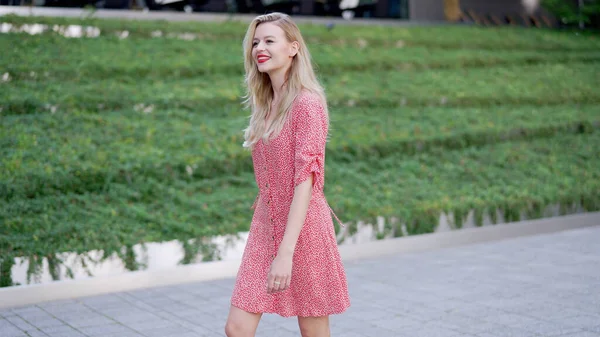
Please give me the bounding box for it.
[225,305,262,337]
[298,316,330,337]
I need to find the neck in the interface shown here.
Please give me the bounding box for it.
[268,68,288,102]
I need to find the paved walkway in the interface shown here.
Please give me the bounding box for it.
[2,224,600,337]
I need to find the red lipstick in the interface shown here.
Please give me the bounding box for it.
[257,54,270,63]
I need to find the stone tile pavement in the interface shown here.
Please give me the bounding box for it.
[1,225,599,337]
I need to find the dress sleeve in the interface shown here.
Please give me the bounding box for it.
[293,93,328,190]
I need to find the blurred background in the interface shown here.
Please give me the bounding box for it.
[1,0,599,289]
[0,0,597,26]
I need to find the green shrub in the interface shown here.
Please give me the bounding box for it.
[542,0,600,28]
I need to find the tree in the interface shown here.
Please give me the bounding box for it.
[542,0,600,28]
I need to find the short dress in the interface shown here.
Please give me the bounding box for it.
[230,90,351,318]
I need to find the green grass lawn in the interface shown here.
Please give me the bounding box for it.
[1,15,599,286]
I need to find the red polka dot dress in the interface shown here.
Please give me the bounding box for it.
[230,90,351,318]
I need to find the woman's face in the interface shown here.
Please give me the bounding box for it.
[252,22,297,75]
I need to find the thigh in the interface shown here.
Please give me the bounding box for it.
[297,315,330,337]
[225,305,262,337]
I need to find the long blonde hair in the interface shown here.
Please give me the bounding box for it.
[241,12,328,149]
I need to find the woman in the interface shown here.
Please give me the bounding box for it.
[225,12,351,337]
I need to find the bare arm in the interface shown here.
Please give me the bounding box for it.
[266,175,313,294]
[278,175,313,257]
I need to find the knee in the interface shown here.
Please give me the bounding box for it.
[225,320,243,337]
[225,305,261,337]
[299,323,322,337]
[299,324,313,337]
[298,317,330,337]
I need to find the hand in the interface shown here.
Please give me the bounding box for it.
[267,253,293,294]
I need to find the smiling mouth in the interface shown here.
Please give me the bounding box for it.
[257,56,270,63]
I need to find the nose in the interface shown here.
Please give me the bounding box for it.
[255,40,266,51]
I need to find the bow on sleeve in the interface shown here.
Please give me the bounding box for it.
[293,93,328,192]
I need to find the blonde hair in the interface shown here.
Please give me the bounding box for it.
[241,12,328,149]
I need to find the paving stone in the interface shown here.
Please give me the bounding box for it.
[101,333,145,337]
[453,304,510,320]
[105,310,162,324]
[77,323,133,336]
[561,315,600,329]
[158,302,198,315]
[432,313,496,334]
[344,325,400,336]
[22,318,65,329]
[474,326,543,337]
[559,332,600,337]
[80,294,124,305]
[328,332,367,337]
[41,304,94,316]
[393,324,464,337]
[24,329,50,337]
[167,333,211,337]
[136,324,195,337]
[44,330,86,337]
[0,318,18,328]
[0,325,28,337]
[175,284,231,300]
[5,315,38,330]
[66,316,117,328]
[508,302,586,321]
[206,278,236,291]
[447,321,509,335]
[153,315,214,335]
[15,310,55,322]
[331,315,379,331]
[10,307,46,316]
[480,313,543,328]
[37,299,78,308]
[127,319,175,332]
[169,308,209,320]
[38,325,80,335]
[51,313,103,325]
[255,328,298,337]
[585,326,600,334]
[517,321,583,336]
[371,315,421,330]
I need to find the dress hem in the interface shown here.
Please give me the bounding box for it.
[230,301,350,318]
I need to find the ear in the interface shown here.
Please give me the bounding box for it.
[289,41,299,58]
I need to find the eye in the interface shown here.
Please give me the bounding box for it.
[266,40,274,44]
[252,41,258,47]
